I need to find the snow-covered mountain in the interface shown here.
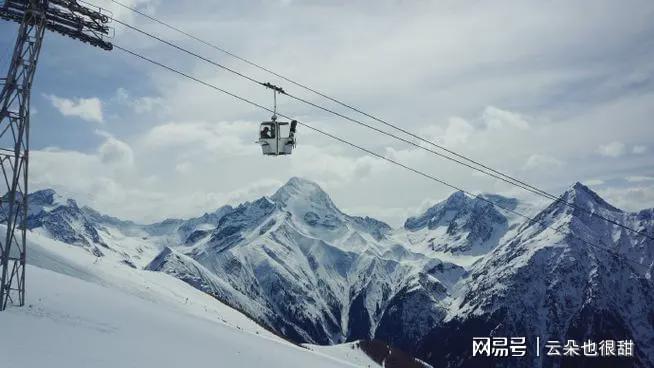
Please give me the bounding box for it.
[401,191,533,257]
[0,224,383,368]
[148,177,457,346]
[8,178,653,367]
[0,189,234,268]
[418,183,654,367]
[0,189,109,256]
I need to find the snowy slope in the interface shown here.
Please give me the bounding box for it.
[305,342,382,368]
[0,227,370,368]
[306,340,433,368]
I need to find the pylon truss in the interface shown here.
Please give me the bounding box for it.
[0,0,112,310]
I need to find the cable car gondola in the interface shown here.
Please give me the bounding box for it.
[257,118,297,155]
[257,83,297,156]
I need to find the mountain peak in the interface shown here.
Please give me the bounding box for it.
[27,188,77,208]
[32,188,57,197]
[271,177,335,208]
[404,190,515,234]
[560,182,620,213]
[405,191,472,231]
[445,190,468,204]
[279,177,323,192]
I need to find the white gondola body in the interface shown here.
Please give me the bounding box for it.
[257,120,296,156]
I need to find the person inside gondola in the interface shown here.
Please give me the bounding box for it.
[261,126,273,138]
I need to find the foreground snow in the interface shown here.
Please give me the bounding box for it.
[305,342,381,368]
[0,230,365,368]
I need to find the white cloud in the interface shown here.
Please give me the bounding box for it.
[142,120,255,156]
[443,117,475,146]
[175,161,192,174]
[420,117,475,148]
[46,94,103,123]
[114,88,165,114]
[626,176,654,183]
[29,143,255,223]
[482,106,529,130]
[96,130,135,167]
[221,179,284,205]
[104,0,159,29]
[290,145,386,186]
[31,133,134,189]
[597,141,626,158]
[632,145,647,154]
[343,204,414,228]
[523,154,564,171]
[583,179,604,186]
[598,185,654,212]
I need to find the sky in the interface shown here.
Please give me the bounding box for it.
[0,0,653,226]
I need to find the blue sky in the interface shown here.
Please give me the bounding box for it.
[1,0,653,225]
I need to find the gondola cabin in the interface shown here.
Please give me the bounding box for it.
[257,119,297,155]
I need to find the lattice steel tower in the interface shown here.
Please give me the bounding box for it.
[0,0,112,310]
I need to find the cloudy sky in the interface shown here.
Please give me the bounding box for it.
[1,0,653,226]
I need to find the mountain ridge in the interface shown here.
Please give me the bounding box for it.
[7,178,654,367]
